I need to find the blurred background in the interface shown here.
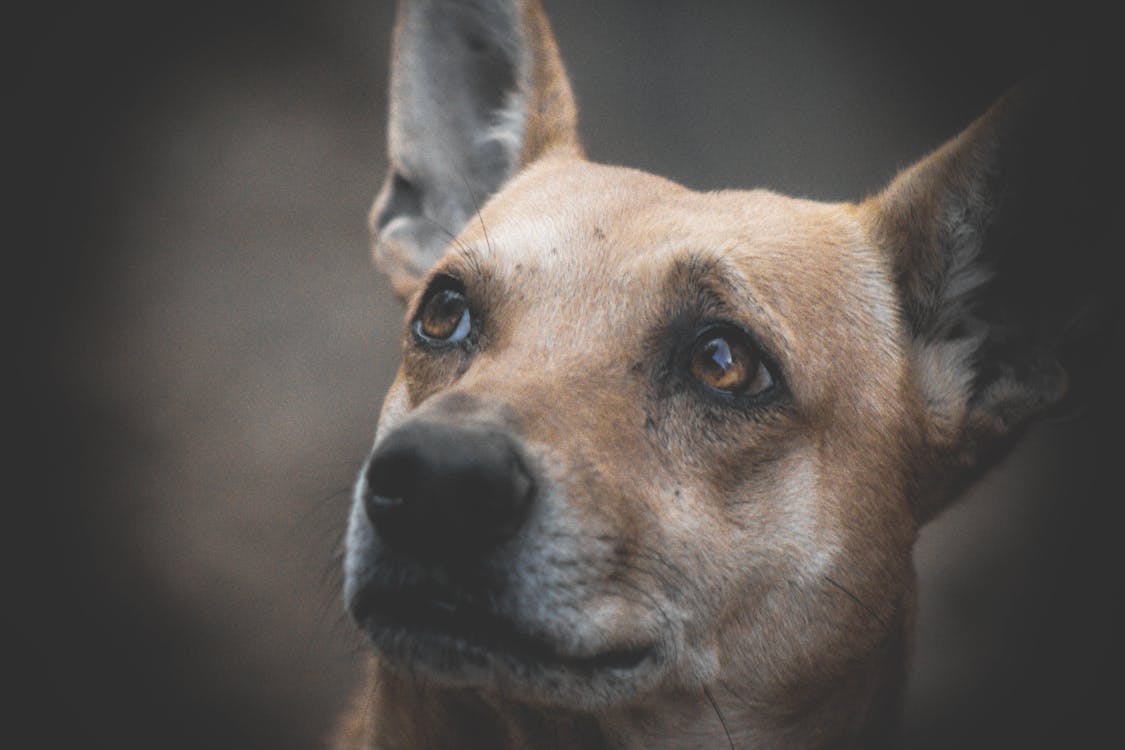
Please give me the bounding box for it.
[21,1,1121,748]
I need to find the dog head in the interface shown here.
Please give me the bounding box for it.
[344,0,1109,730]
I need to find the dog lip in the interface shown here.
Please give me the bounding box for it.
[352,584,655,675]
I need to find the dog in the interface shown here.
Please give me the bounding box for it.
[337,1,1115,747]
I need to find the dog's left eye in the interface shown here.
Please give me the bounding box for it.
[414,285,471,344]
[689,326,773,396]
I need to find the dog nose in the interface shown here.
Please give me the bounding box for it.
[362,421,535,561]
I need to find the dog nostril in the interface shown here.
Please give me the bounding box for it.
[361,422,536,561]
[362,439,417,527]
[364,492,405,520]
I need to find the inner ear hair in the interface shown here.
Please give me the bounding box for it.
[869,66,1122,519]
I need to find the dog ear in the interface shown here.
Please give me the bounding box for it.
[371,0,581,300]
[868,76,1120,522]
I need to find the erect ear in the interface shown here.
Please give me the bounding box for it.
[868,75,1121,522]
[371,0,581,300]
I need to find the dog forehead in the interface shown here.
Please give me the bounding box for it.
[467,158,869,278]
[457,158,897,351]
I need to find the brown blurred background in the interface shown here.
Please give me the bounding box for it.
[20,1,1122,748]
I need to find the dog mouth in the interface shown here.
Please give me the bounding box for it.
[351,583,655,678]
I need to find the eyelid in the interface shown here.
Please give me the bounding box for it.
[414,272,464,307]
[689,285,791,391]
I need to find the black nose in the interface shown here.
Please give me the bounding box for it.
[362,421,536,562]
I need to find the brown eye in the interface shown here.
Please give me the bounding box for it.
[415,287,471,343]
[689,328,773,395]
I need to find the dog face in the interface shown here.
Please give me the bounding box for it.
[343,0,1103,737]
[346,156,918,708]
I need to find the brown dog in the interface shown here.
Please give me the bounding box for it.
[338,1,1112,747]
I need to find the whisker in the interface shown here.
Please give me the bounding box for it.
[605,571,680,665]
[460,174,494,256]
[418,214,472,257]
[704,684,736,750]
[596,534,696,594]
[717,679,768,711]
[823,574,888,632]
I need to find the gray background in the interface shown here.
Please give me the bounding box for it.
[23,1,1121,748]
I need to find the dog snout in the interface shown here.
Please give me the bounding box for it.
[362,421,536,562]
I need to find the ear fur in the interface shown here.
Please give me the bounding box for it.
[869,73,1121,521]
[372,0,581,300]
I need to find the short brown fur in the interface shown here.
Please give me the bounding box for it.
[338,2,1106,747]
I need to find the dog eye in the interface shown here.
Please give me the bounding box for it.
[415,285,471,343]
[689,327,773,396]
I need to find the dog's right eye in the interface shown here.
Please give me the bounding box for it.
[688,325,774,397]
[414,284,471,344]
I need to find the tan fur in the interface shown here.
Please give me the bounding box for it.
[339,2,1088,747]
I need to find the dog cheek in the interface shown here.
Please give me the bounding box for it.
[690,453,835,624]
[769,454,841,582]
[401,347,470,408]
